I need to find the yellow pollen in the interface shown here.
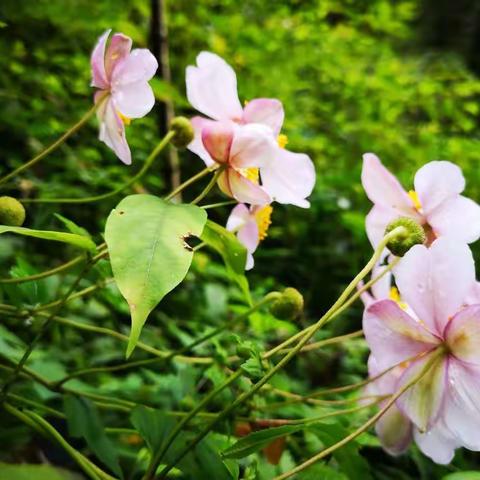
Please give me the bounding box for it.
[389,286,408,310]
[239,167,259,184]
[408,190,422,211]
[244,99,249,106]
[254,205,273,241]
[117,111,131,126]
[277,134,288,149]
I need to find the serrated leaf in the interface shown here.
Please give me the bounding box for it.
[130,406,175,453]
[104,195,207,357]
[0,225,95,252]
[222,425,303,459]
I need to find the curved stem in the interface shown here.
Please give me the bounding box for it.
[0,98,104,187]
[190,168,222,205]
[22,131,175,204]
[201,200,236,210]
[274,347,445,480]
[155,228,406,479]
[164,167,213,201]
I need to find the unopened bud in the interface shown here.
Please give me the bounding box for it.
[385,217,425,257]
[170,116,194,149]
[0,196,26,227]
[269,288,304,320]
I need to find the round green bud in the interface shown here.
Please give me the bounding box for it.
[269,287,304,320]
[0,196,26,227]
[385,217,426,257]
[170,116,194,149]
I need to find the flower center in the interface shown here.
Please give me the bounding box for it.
[408,190,422,211]
[254,205,273,241]
[239,167,260,184]
[277,134,288,149]
[117,111,131,126]
[389,286,408,310]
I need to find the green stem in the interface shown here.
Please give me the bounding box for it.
[274,347,445,480]
[190,168,223,205]
[155,227,406,479]
[0,98,104,187]
[22,131,175,204]
[164,167,213,201]
[201,200,236,210]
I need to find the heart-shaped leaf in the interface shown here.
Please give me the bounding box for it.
[105,195,207,357]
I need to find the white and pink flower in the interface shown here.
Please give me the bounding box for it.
[186,52,315,208]
[363,237,480,463]
[91,30,158,164]
[361,154,480,249]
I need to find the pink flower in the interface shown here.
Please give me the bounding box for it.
[226,203,273,270]
[202,122,273,205]
[91,30,158,164]
[186,52,315,208]
[362,154,480,249]
[363,237,480,463]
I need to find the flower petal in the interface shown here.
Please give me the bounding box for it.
[98,98,131,165]
[226,203,251,232]
[230,124,277,169]
[245,252,255,270]
[91,29,111,89]
[427,195,480,244]
[217,169,271,206]
[105,33,132,80]
[113,81,155,118]
[414,421,459,465]
[395,349,447,431]
[465,281,480,305]
[237,218,260,253]
[242,98,284,135]
[414,161,465,215]
[363,300,439,371]
[186,51,243,121]
[188,116,218,167]
[201,122,234,164]
[260,148,315,208]
[445,305,480,365]
[112,49,158,88]
[394,239,475,335]
[361,153,414,213]
[376,404,413,456]
[371,263,393,302]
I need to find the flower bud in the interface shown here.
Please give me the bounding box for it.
[0,196,26,227]
[170,116,194,148]
[384,217,426,257]
[269,287,304,320]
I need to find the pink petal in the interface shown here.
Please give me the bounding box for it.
[371,263,393,302]
[230,123,277,169]
[365,205,399,248]
[226,203,251,232]
[242,98,284,135]
[237,219,260,253]
[363,300,439,371]
[104,33,132,80]
[361,153,414,213]
[112,48,158,86]
[414,421,459,464]
[98,98,131,165]
[201,122,234,164]
[217,169,271,206]
[376,404,413,456]
[394,239,475,335]
[427,195,480,244]
[112,81,155,119]
[188,116,218,167]
[186,51,243,121]
[260,148,315,208]
[445,305,480,365]
[91,29,111,89]
[465,281,480,305]
[245,253,255,270]
[367,355,403,395]
[395,349,447,431]
[414,161,465,215]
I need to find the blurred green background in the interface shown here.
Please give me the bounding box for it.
[1,1,480,478]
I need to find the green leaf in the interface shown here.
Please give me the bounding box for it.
[54,213,91,238]
[63,395,123,478]
[200,221,251,304]
[130,405,176,453]
[443,474,480,480]
[222,425,303,459]
[104,195,207,357]
[0,225,95,252]
[0,463,80,480]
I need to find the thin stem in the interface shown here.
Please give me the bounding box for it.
[284,329,363,355]
[274,347,445,480]
[201,200,236,210]
[0,98,104,186]
[190,168,222,205]
[164,167,213,201]
[155,228,406,479]
[22,131,175,204]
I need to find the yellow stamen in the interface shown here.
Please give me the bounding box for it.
[117,111,131,126]
[239,167,259,184]
[277,134,288,149]
[389,286,408,310]
[254,205,273,241]
[408,190,422,211]
[244,100,249,107]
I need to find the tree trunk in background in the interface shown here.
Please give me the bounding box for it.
[150,0,182,197]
